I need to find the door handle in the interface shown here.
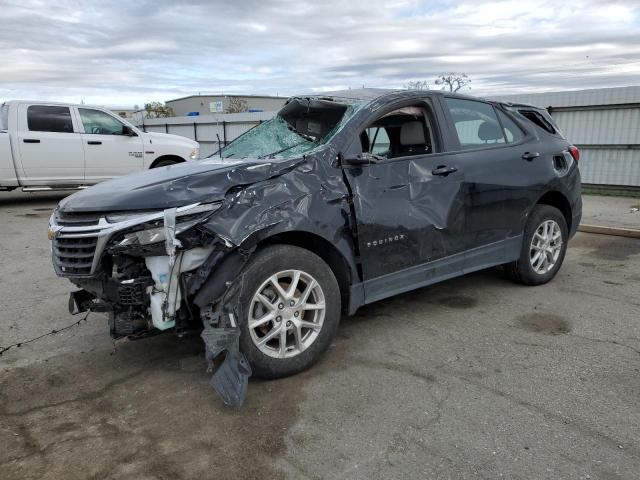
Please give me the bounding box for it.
[522,151,540,161]
[87,141,102,145]
[23,138,40,143]
[432,165,458,176]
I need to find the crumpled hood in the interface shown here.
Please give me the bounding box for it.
[58,157,304,213]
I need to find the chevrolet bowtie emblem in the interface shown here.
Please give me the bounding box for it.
[48,226,62,240]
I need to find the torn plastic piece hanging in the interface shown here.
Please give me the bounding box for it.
[201,310,251,408]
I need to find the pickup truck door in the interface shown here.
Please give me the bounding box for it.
[16,104,85,183]
[341,99,466,304]
[75,107,144,181]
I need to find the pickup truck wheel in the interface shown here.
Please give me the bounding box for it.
[505,205,568,285]
[151,158,181,168]
[234,245,340,379]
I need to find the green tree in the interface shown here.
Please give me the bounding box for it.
[226,97,248,113]
[144,102,174,118]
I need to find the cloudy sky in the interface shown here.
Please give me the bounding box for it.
[1,0,639,107]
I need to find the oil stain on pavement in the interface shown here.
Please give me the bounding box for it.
[516,313,571,335]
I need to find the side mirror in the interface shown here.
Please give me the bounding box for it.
[122,125,137,136]
[343,152,383,166]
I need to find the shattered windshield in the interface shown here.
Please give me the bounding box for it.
[216,97,361,160]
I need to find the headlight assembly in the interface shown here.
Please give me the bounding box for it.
[107,202,222,248]
[190,148,200,159]
[106,202,221,225]
[116,216,204,247]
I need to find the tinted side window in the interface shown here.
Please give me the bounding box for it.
[445,98,505,149]
[497,110,525,143]
[79,108,125,135]
[358,104,436,160]
[27,106,74,133]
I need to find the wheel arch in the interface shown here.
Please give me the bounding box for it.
[257,230,354,314]
[535,190,572,232]
[149,155,185,168]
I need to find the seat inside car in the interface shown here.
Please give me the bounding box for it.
[396,121,430,157]
[478,121,504,144]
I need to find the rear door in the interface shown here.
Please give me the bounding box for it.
[341,97,467,303]
[438,97,533,268]
[16,104,85,183]
[75,107,144,181]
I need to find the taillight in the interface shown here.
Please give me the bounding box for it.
[568,145,580,162]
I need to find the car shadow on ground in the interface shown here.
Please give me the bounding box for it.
[0,191,69,208]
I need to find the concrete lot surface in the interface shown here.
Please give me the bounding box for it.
[581,194,640,230]
[1,191,639,480]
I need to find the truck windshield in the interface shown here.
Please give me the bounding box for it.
[217,98,358,159]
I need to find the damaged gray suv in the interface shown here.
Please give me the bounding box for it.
[49,90,582,406]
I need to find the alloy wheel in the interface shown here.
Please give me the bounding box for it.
[529,219,563,274]
[248,270,326,359]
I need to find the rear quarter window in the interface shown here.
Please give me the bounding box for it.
[518,109,559,135]
[497,110,525,143]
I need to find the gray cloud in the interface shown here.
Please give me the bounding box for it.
[0,0,638,105]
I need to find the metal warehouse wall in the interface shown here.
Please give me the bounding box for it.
[165,96,287,117]
[139,111,275,157]
[489,86,640,187]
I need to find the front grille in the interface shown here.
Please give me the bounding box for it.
[53,235,98,276]
[51,211,109,277]
[55,211,102,227]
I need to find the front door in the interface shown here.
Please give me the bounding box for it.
[76,107,144,181]
[341,100,466,303]
[16,104,85,183]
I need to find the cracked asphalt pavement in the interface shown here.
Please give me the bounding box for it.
[1,191,639,480]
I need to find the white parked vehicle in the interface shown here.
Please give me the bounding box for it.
[0,101,199,191]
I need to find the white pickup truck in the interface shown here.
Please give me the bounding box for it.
[0,100,199,191]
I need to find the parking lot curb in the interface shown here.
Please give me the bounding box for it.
[578,224,640,239]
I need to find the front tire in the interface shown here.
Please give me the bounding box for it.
[232,245,341,379]
[505,205,568,285]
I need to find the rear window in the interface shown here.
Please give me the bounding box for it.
[518,109,557,134]
[27,105,74,133]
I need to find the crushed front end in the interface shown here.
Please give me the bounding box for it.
[49,202,251,407]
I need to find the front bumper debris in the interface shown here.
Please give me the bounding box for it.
[201,323,251,408]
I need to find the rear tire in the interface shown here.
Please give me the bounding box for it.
[505,205,568,285]
[232,245,341,379]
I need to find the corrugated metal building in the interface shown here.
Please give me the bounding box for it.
[141,111,275,157]
[165,94,286,116]
[489,86,640,188]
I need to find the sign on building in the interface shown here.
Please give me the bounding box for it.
[210,101,224,113]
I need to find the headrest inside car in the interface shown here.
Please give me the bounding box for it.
[400,121,426,146]
[478,121,503,141]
